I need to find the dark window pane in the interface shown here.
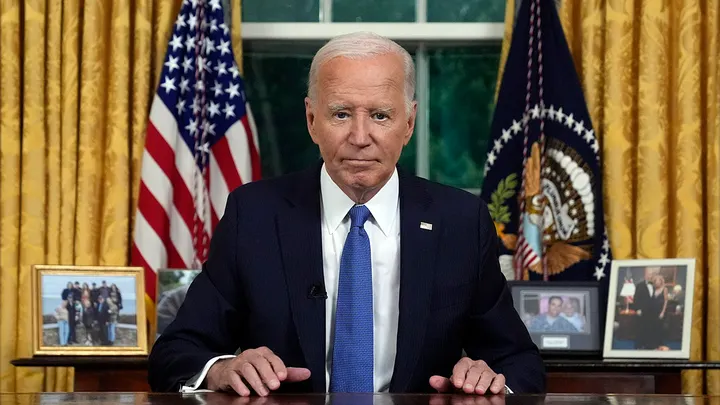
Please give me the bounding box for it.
[427,0,506,22]
[242,43,417,179]
[242,0,319,22]
[428,45,501,188]
[333,0,415,22]
[243,44,319,178]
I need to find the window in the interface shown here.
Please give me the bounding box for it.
[238,0,505,190]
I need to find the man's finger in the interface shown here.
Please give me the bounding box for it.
[429,375,453,392]
[488,373,506,395]
[285,367,312,382]
[240,362,269,396]
[228,371,251,397]
[451,359,472,389]
[251,353,282,390]
[265,353,288,382]
[474,370,495,395]
[463,366,482,394]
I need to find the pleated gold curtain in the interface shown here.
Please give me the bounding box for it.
[500,0,720,394]
[0,0,246,393]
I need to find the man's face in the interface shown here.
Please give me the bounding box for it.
[645,266,660,281]
[548,298,562,317]
[562,301,575,316]
[305,53,417,200]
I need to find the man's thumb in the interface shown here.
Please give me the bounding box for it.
[429,376,452,393]
[286,367,312,382]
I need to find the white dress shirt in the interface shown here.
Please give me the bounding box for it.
[320,163,401,392]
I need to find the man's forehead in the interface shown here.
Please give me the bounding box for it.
[321,74,402,92]
[319,56,404,85]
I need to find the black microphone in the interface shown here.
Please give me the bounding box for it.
[308,284,327,299]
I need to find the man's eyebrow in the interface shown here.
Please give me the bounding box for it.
[373,106,395,114]
[326,104,396,114]
[328,103,351,112]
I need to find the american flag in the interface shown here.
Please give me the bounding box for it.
[132,0,260,306]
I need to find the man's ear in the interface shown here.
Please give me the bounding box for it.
[305,97,319,145]
[403,100,418,145]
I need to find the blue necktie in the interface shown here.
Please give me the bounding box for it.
[330,205,373,392]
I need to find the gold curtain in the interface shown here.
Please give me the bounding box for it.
[499,0,720,394]
[0,0,184,392]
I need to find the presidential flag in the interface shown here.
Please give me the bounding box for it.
[480,0,611,288]
[132,0,260,311]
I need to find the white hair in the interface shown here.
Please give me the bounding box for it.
[307,31,416,114]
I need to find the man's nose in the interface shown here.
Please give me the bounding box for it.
[348,115,372,147]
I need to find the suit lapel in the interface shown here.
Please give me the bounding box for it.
[390,172,440,392]
[277,164,326,393]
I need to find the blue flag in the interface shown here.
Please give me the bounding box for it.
[480,0,611,289]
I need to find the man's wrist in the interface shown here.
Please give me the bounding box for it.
[206,357,232,389]
[180,354,236,393]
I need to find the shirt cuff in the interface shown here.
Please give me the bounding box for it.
[505,385,513,394]
[179,354,236,393]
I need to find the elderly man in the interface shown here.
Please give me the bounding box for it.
[148,31,545,396]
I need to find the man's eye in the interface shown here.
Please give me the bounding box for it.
[373,113,388,120]
[335,112,349,119]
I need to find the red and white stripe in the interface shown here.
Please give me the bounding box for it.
[514,234,541,271]
[132,95,260,301]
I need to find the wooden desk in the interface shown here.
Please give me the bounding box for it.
[11,357,720,394]
[0,393,716,405]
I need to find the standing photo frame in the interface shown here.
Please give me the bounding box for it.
[31,265,148,356]
[508,281,602,356]
[603,258,695,359]
[155,268,201,340]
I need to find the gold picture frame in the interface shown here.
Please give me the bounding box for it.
[32,265,148,356]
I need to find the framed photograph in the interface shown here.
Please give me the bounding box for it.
[603,258,695,359]
[508,281,601,355]
[155,268,201,339]
[31,265,148,356]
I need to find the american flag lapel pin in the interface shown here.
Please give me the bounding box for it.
[420,222,433,231]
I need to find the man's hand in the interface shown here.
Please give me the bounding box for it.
[429,357,506,395]
[206,346,311,396]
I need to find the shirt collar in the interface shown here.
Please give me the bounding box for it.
[320,163,399,237]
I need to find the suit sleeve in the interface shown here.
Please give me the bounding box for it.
[462,202,546,393]
[148,192,247,392]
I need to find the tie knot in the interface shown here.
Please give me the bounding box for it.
[349,205,371,228]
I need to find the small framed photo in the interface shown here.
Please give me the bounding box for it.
[155,268,201,339]
[508,281,601,355]
[31,265,148,356]
[603,258,695,359]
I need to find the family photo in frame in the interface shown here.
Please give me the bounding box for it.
[603,258,695,359]
[31,265,148,356]
[508,281,602,354]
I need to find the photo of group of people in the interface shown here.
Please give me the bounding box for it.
[41,275,138,348]
[520,292,590,334]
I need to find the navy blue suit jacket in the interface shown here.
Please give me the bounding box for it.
[148,163,545,393]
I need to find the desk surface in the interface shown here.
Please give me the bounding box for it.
[0,393,716,405]
[13,356,720,372]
